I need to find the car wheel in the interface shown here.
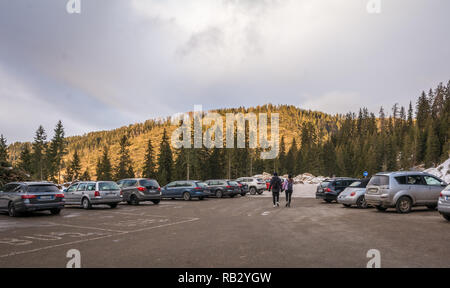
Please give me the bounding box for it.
[152,199,161,205]
[216,190,223,198]
[375,205,387,212]
[343,204,352,208]
[324,199,332,203]
[426,205,437,210]
[130,195,139,205]
[108,203,118,209]
[50,208,61,215]
[240,193,246,196]
[199,197,204,201]
[230,194,236,198]
[183,192,191,201]
[249,187,256,195]
[8,202,18,217]
[257,190,263,195]
[443,214,450,221]
[356,196,368,209]
[396,196,412,214]
[82,198,92,210]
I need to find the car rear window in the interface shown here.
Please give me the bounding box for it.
[349,181,362,187]
[368,176,390,186]
[227,181,238,186]
[99,182,120,191]
[196,182,208,188]
[320,181,331,188]
[140,180,160,188]
[27,185,60,193]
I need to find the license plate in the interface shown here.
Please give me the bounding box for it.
[39,196,53,200]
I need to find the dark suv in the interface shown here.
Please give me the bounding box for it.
[117,178,161,205]
[316,178,359,203]
[205,180,241,198]
[0,182,65,217]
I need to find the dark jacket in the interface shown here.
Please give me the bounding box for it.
[269,176,282,193]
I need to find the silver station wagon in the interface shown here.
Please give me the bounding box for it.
[365,171,447,213]
[64,181,122,209]
[438,185,450,221]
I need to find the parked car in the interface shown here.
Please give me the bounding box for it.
[117,178,161,205]
[337,178,371,208]
[205,179,242,198]
[437,185,450,221]
[234,180,249,196]
[316,178,359,203]
[64,181,122,209]
[236,177,265,195]
[161,180,210,201]
[365,172,447,213]
[0,182,64,217]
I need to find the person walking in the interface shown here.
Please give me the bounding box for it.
[285,174,294,207]
[269,172,282,207]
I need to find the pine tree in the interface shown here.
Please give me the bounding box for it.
[96,147,112,181]
[80,169,91,181]
[18,144,32,174]
[66,150,81,181]
[142,139,157,179]
[114,135,134,180]
[0,134,8,165]
[47,121,67,183]
[157,129,174,185]
[31,125,47,181]
[424,119,440,167]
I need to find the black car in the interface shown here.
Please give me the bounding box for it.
[234,180,249,196]
[0,182,65,217]
[316,178,359,203]
[205,180,242,198]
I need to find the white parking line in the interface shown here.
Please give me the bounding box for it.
[261,211,270,216]
[0,217,200,259]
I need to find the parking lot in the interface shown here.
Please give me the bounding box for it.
[0,186,449,268]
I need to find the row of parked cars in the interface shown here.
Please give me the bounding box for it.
[0,176,268,217]
[315,171,450,221]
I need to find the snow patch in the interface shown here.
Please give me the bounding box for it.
[424,157,450,183]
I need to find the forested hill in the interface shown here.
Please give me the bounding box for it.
[3,81,449,185]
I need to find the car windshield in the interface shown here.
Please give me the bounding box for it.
[140,180,160,188]
[27,185,60,193]
[320,181,331,188]
[257,178,264,182]
[99,182,120,191]
[349,181,362,187]
[368,176,390,186]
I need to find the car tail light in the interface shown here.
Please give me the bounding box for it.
[226,185,232,189]
[440,192,443,198]
[350,192,356,196]
[21,195,36,199]
[94,191,100,197]
[55,194,65,198]
[194,187,202,190]
[137,187,146,192]
[326,188,332,192]
[158,187,161,192]
[120,190,123,196]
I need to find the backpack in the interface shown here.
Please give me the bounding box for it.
[286,180,293,191]
[271,177,281,191]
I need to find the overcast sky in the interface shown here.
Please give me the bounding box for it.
[0,0,449,142]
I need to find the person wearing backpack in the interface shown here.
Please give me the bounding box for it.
[285,174,294,207]
[269,172,282,207]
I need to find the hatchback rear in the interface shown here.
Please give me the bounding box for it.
[0,182,65,217]
[316,178,358,203]
[117,178,161,205]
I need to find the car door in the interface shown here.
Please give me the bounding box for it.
[75,183,87,204]
[64,184,79,203]
[164,182,177,197]
[423,175,445,203]
[407,175,428,204]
